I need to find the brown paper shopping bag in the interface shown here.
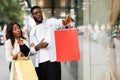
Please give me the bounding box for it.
[54,28,80,62]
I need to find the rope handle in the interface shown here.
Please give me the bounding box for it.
[62,15,74,29]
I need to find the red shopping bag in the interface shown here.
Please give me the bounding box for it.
[54,28,80,62]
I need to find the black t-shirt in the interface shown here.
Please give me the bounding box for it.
[19,44,30,57]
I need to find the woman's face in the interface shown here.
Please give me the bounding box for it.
[12,24,21,38]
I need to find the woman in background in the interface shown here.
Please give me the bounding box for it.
[5,22,30,71]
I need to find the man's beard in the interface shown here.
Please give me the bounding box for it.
[35,17,43,24]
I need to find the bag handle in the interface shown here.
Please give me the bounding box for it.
[17,53,28,60]
[62,15,74,29]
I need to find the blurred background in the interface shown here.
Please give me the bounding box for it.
[0,0,119,80]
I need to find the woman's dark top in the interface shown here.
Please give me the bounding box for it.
[19,44,30,57]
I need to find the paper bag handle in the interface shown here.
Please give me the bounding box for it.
[17,53,28,60]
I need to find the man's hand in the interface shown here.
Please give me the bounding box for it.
[62,15,74,25]
[35,39,49,51]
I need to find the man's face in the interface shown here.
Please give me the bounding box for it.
[32,8,43,24]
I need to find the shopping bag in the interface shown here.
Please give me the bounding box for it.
[10,60,17,80]
[14,60,38,80]
[54,28,80,62]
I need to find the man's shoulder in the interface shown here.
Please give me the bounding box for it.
[46,18,58,24]
[47,18,57,21]
[29,26,37,35]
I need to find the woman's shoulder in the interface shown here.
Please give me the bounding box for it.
[5,39,11,43]
[5,39,12,47]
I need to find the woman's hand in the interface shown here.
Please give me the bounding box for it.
[12,52,24,60]
[12,53,18,60]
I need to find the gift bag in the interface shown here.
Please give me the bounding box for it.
[54,28,80,62]
[10,60,17,80]
[14,60,38,80]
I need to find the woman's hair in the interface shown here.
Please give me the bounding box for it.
[6,22,25,47]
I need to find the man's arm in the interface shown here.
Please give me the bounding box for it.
[29,28,38,54]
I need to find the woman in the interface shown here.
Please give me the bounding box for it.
[5,22,30,71]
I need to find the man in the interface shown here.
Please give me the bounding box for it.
[29,5,62,80]
[30,5,73,80]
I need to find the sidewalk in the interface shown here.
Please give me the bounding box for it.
[0,45,9,80]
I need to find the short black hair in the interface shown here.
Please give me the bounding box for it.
[31,5,41,13]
